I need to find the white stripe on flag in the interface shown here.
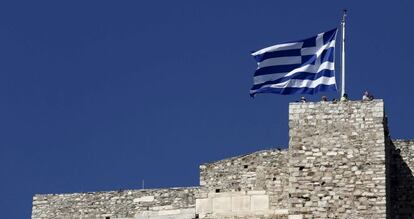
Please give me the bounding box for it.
[317,62,334,72]
[301,40,336,56]
[270,76,336,89]
[251,76,335,92]
[252,42,302,56]
[284,60,334,77]
[257,56,302,69]
[253,61,334,85]
[254,73,286,85]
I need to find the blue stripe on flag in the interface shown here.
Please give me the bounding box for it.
[302,36,316,48]
[301,55,316,65]
[252,84,337,96]
[323,28,338,44]
[321,47,334,62]
[251,69,335,90]
[253,49,301,62]
[254,64,302,76]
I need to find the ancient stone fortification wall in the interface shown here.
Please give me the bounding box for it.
[32,187,199,219]
[32,100,414,219]
[391,140,414,176]
[199,149,288,207]
[288,100,387,218]
[197,149,289,218]
[387,139,414,218]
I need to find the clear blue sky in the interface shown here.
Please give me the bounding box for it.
[0,1,413,218]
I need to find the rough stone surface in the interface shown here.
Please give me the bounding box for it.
[32,187,199,219]
[199,149,289,210]
[195,191,286,218]
[32,100,414,219]
[289,100,387,218]
[387,139,414,218]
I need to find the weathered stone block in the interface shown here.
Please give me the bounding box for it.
[195,198,212,214]
[212,197,231,213]
[231,195,250,212]
[288,215,303,219]
[133,195,155,203]
[250,195,269,211]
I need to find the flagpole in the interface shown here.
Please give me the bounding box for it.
[341,10,347,97]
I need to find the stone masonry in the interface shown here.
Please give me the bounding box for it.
[32,100,414,219]
[197,149,289,218]
[32,187,199,219]
[387,139,414,218]
[289,100,386,218]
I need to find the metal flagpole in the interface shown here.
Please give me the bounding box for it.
[341,10,347,97]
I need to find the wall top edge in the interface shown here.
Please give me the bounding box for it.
[33,186,200,198]
[199,147,288,167]
[289,99,383,105]
[393,139,414,143]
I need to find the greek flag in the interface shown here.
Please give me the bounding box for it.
[250,28,338,96]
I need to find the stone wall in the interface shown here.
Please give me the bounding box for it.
[196,191,288,219]
[199,149,288,208]
[387,139,414,218]
[288,100,387,218]
[32,187,199,219]
[197,149,289,218]
[391,140,414,176]
[32,99,414,219]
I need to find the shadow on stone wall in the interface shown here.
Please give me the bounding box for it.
[386,140,414,219]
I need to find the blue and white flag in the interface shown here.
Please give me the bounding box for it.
[250,28,338,96]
